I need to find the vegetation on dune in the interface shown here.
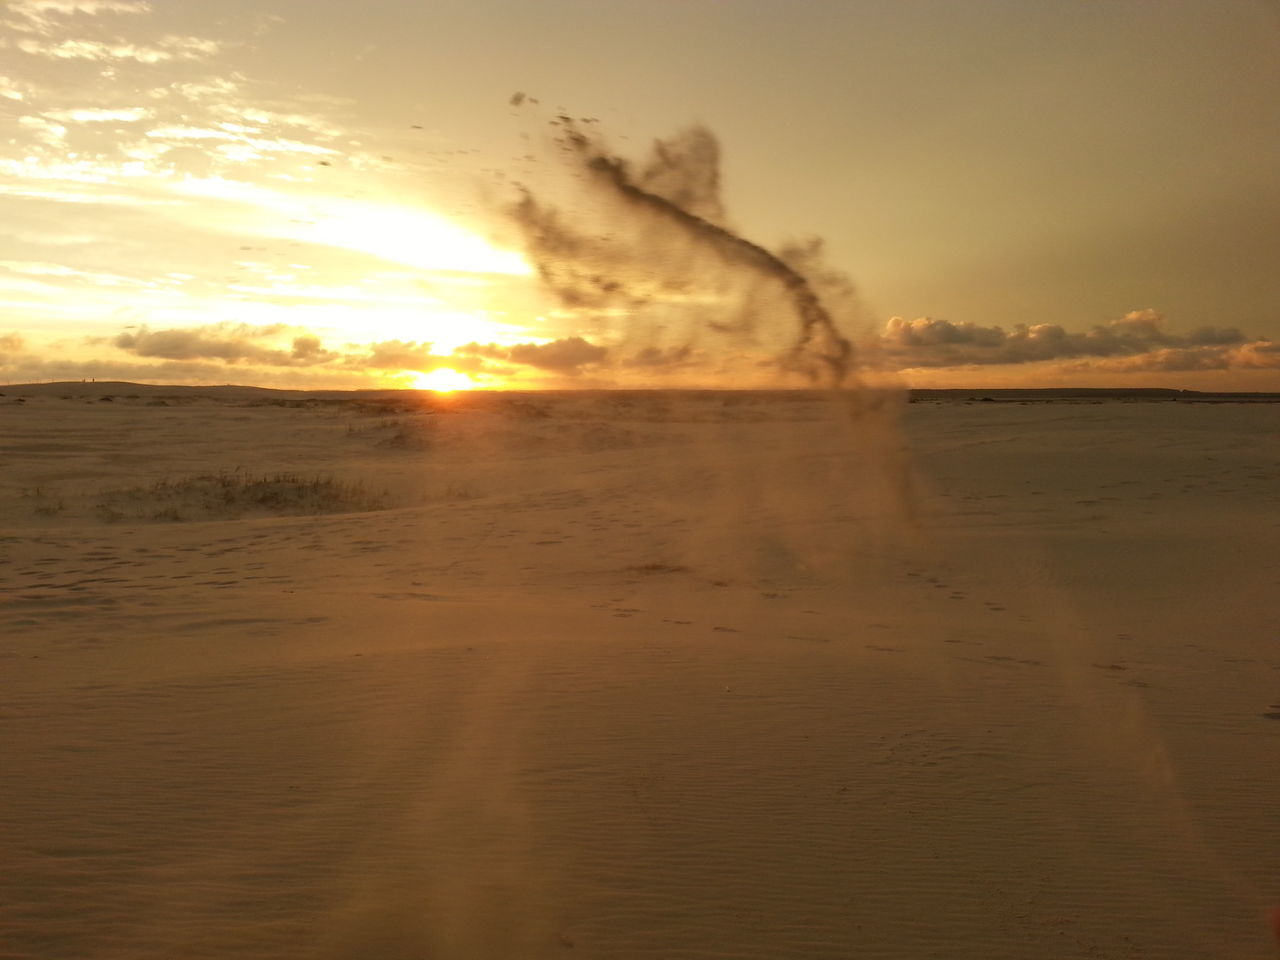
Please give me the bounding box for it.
[96,472,388,522]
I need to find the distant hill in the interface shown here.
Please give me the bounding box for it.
[906,387,1280,402]
[0,381,409,400]
[1,381,1277,402]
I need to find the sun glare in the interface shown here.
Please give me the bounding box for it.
[408,368,476,392]
[305,200,531,277]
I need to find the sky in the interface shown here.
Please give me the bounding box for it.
[2,0,1278,391]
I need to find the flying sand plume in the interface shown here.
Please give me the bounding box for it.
[505,115,864,388]
[498,107,915,567]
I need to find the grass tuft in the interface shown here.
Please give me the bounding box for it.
[627,562,689,575]
[97,471,388,521]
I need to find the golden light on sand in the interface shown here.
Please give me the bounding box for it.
[407,368,476,392]
[3,386,1279,957]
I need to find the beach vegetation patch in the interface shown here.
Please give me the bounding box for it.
[97,472,388,521]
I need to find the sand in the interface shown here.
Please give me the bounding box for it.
[1,386,1277,959]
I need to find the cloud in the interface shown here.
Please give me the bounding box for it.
[7,326,509,387]
[622,344,698,369]
[5,2,217,61]
[0,354,334,388]
[288,335,329,363]
[111,323,335,366]
[358,340,451,372]
[4,1,152,36]
[16,36,218,62]
[458,336,608,375]
[879,309,1258,369]
[1,259,148,288]
[143,124,340,161]
[43,106,150,122]
[0,76,30,101]
[18,115,67,145]
[1061,339,1280,373]
[1230,340,1280,368]
[508,337,608,373]
[125,333,603,381]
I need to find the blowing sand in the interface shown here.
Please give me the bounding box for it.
[1,386,1277,959]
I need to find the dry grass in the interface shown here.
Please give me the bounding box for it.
[627,562,689,575]
[96,471,388,522]
[22,486,67,517]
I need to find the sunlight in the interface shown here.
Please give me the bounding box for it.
[301,199,531,277]
[172,178,531,278]
[407,368,476,392]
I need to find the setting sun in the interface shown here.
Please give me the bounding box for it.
[408,368,476,392]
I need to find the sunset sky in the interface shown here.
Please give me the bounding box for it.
[2,0,1277,390]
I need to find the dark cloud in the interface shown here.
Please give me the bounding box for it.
[105,326,510,378]
[507,337,608,373]
[622,344,698,369]
[354,340,483,374]
[289,335,329,362]
[110,323,335,367]
[458,336,607,375]
[1066,339,1280,373]
[0,354,299,386]
[879,310,1258,369]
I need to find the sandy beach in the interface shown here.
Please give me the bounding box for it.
[1,385,1277,959]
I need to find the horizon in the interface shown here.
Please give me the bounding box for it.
[5,377,1279,399]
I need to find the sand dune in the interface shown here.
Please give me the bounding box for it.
[1,388,1277,958]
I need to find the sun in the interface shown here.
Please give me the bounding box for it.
[407,368,476,392]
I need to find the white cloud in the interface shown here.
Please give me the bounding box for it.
[142,124,337,158]
[43,106,150,122]
[0,76,29,101]
[12,231,101,246]
[230,107,343,138]
[4,0,151,36]
[145,125,235,140]
[17,115,67,145]
[0,174,174,206]
[153,77,242,102]
[0,260,148,287]
[16,36,216,62]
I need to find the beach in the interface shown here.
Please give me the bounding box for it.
[2,385,1277,959]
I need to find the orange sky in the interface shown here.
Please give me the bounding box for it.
[1,0,1277,390]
